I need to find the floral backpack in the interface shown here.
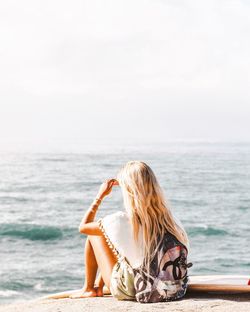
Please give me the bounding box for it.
[133,232,193,303]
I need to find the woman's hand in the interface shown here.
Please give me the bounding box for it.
[96,178,119,200]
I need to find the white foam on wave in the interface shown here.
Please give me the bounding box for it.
[0,290,19,297]
[34,282,43,290]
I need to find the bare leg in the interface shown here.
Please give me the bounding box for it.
[94,272,105,296]
[95,273,111,296]
[70,237,98,298]
[88,234,117,290]
[70,234,117,299]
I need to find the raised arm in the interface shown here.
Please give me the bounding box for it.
[78,179,118,235]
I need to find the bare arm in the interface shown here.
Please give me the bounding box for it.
[78,178,119,235]
[78,199,103,235]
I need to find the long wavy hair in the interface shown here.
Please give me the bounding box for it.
[116,160,189,274]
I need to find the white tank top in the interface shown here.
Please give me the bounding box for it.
[97,210,188,269]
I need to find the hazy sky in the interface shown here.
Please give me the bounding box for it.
[0,0,250,151]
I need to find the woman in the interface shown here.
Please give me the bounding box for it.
[70,161,190,300]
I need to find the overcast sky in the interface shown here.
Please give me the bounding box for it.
[0,0,250,151]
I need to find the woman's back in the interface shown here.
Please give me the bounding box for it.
[98,210,189,269]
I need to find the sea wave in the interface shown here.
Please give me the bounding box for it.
[39,157,68,162]
[187,225,229,237]
[0,223,74,241]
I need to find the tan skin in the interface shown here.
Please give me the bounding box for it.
[70,178,119,299]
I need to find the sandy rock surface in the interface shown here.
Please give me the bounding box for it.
[0,293,249,312]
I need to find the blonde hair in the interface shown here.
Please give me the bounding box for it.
[116,161,189,274]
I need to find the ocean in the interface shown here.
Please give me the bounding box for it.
[0,142,249,304]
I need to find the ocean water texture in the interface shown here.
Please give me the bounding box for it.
[0,142,249,304]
